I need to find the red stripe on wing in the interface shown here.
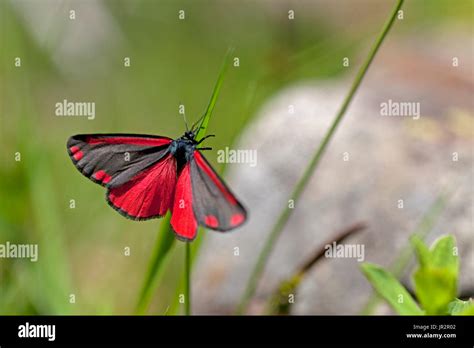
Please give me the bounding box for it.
[193,151,237,205]
[107,154,177,220]
[170,164,198,241]
[67,134,172,189]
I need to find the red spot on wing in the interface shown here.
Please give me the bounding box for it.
[193,151,237,205]
[205,215,219,228]
[108,155,177,219]
[86,136,172,147]
[230,213,245,227]
[93,170,112,184]
[171,165,198,240]
[73,151,84,161]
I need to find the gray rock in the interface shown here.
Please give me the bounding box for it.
[193,43,473,315]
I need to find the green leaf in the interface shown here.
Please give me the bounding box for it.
[448,299,474,316]
[457,306,474,316]
[430,235,458,272]
[195,47,234,142]
[413,267,457,315]
[412,235,459,315]
[361,263,424,315]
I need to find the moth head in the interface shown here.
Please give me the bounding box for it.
[184,130,195,140]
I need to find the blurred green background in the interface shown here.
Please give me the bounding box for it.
[0,0,471,314]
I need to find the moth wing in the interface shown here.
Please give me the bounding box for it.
[170,163,198,240]
[106,153,178,220]
[190,151,247,231]
[67,134,172,188]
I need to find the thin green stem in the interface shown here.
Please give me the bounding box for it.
[237,0,405,314]
[185,243,191,315]
[135,214,175,314]
[195,47,234,140]
[181,50,232,316]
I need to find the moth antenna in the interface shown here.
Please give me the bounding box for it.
[183,113,189,132]
[190,114,206,133]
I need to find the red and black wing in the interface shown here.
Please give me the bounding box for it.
[67,134,177,220]
[67,134,172,188]
[107,153,177,220]
[190,151,247,232]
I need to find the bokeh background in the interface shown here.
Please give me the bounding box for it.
[0,0,472,315]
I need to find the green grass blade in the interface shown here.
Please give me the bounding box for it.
[27,157,73,314]
[135,213,175,314]
[361,263,424,315]
[167,231,205,315]
[410,235,431,268]
[184,243,191,315]
[195,47,234,141]
[413,266,457,315]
